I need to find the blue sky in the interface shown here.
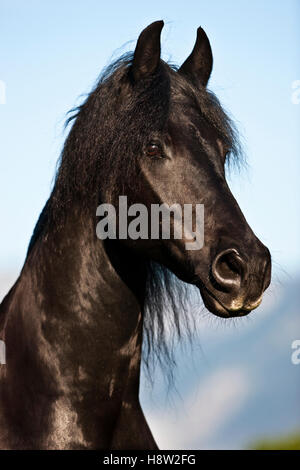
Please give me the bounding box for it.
[0,0,299,449]
[0,0,299,277]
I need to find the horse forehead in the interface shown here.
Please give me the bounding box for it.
[168,101,208,135]
[169,91,204,123]
[166,107,221,155]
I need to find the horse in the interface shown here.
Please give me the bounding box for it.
[0,21,271,450]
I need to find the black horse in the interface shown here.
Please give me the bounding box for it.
[0,21,271,449]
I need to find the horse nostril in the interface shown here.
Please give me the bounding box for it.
[211,248,246,292]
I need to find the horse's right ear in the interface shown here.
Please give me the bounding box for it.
[131,20,164,82]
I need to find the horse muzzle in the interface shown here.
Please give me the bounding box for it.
[195,244,271,318]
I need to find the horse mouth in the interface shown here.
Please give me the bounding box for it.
[198,284,250,318]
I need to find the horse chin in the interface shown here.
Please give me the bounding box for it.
[199,284,250,319]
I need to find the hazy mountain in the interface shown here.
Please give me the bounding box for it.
[141,275,300,449]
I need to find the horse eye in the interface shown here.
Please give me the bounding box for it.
[145,143,163,158]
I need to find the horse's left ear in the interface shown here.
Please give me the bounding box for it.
[131,20,164,82]
[178,27,213,87]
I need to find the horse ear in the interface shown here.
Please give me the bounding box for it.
[131,20,164,82]
[178,27,213,87]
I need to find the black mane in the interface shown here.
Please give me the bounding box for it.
[53,53,240,215]
[29,52,242,380]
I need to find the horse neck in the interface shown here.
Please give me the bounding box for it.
[2,204,148,446]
